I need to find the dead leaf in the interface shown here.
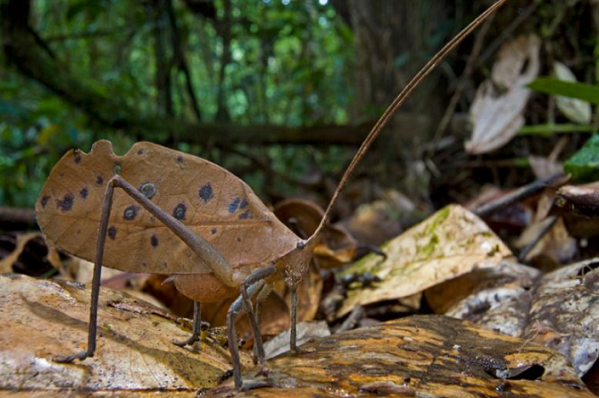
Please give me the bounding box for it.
[516,217,577,263]
[526,258,599,376]
[36,141,302,302]
[274,198,358,268]
[339,199,403,246]
[553,61,592,124]
[207,316,595,398]
[554,184,599,238]
[263,320,330,359]
[336,205,513,318]
[466,35,540,154]
[430,261,540,337]
[0,273,250,393]
[0,232,42,273]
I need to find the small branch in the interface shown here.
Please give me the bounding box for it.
[473,173,567,219]
[0,207,37,230]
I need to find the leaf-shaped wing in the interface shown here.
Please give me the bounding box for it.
[36,140,300,275]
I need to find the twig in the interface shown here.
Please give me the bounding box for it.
[473,173,566,218]
[518,216,559,262]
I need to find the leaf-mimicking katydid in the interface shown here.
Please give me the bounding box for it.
[35,0,510,390]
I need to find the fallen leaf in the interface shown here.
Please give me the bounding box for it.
[336,205,512,318]
[0,274,250,393]
[525,258,599,376]
[207,316,595,398]
[554,184,599,238]
[263,320,330,359]
[466,35,540,154]
[515,217,577,263]
[430,261,540,336]
[0,232,42,273]
[553,61,592,124]
[274,198,358,268]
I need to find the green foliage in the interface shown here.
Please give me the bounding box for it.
[564,134,599,183]
[0,0,354,207]
[528,78,599,106]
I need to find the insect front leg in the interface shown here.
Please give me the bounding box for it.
[253,282,274,362]
[227,280,267,390]
[290,286,298,352]
[239,265,275,368]
[55,177,116,363]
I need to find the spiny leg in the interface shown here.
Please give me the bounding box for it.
[173,301,201,347]
[55,178,115,363]
[290,286,298,352]
[56,174,238,362]
[239,265,275,370]
[228,280,266,390]
[253,282,274,362]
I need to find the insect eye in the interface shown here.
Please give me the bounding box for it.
[139,182,157,199]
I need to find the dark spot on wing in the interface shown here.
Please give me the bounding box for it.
[74,154,82,164]
[139,182,157,200]
[163,262,168,268]
[239,210,251,220]
[79,187,89,199]
[124,205,140,220]
[41,196,50,208]
[199,183,214,204]
[240,198,248,209]
[177,155,183,164]
[57,193,74,212]
[236,237,241,242]
[173,203,187,220]
[151,234,159,248]
[96,175,104,185]
[211,228,217,235]
[229,197,241,214]
[108,226,117,240]
[137,149,144,155]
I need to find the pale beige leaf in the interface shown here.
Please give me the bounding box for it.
[0,274,249,392]
[553,61,592,124]
[466,35,540,154]
[492,35,541,89]
[263,320,330,359]
[335,205,512,318]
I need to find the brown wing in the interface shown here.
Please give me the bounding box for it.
[36,140,300,274]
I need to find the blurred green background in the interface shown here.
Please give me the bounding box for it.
[1,0,597,211]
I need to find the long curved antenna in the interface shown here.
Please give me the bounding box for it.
[310,0,511,240]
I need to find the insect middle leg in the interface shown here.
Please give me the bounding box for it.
[173,301,202,347]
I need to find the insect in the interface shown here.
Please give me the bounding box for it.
[35,0,509,390]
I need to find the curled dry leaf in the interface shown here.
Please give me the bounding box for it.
[553,61,592,124]
[525,258,599,376]
[274,198,358,268]
[466,35,540,154]
[428,261,540,337]
[207,315,594,398]
[440,257,599,378]
[515,217,577,263]
[336,205,512,318]
[0,274,249,393]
